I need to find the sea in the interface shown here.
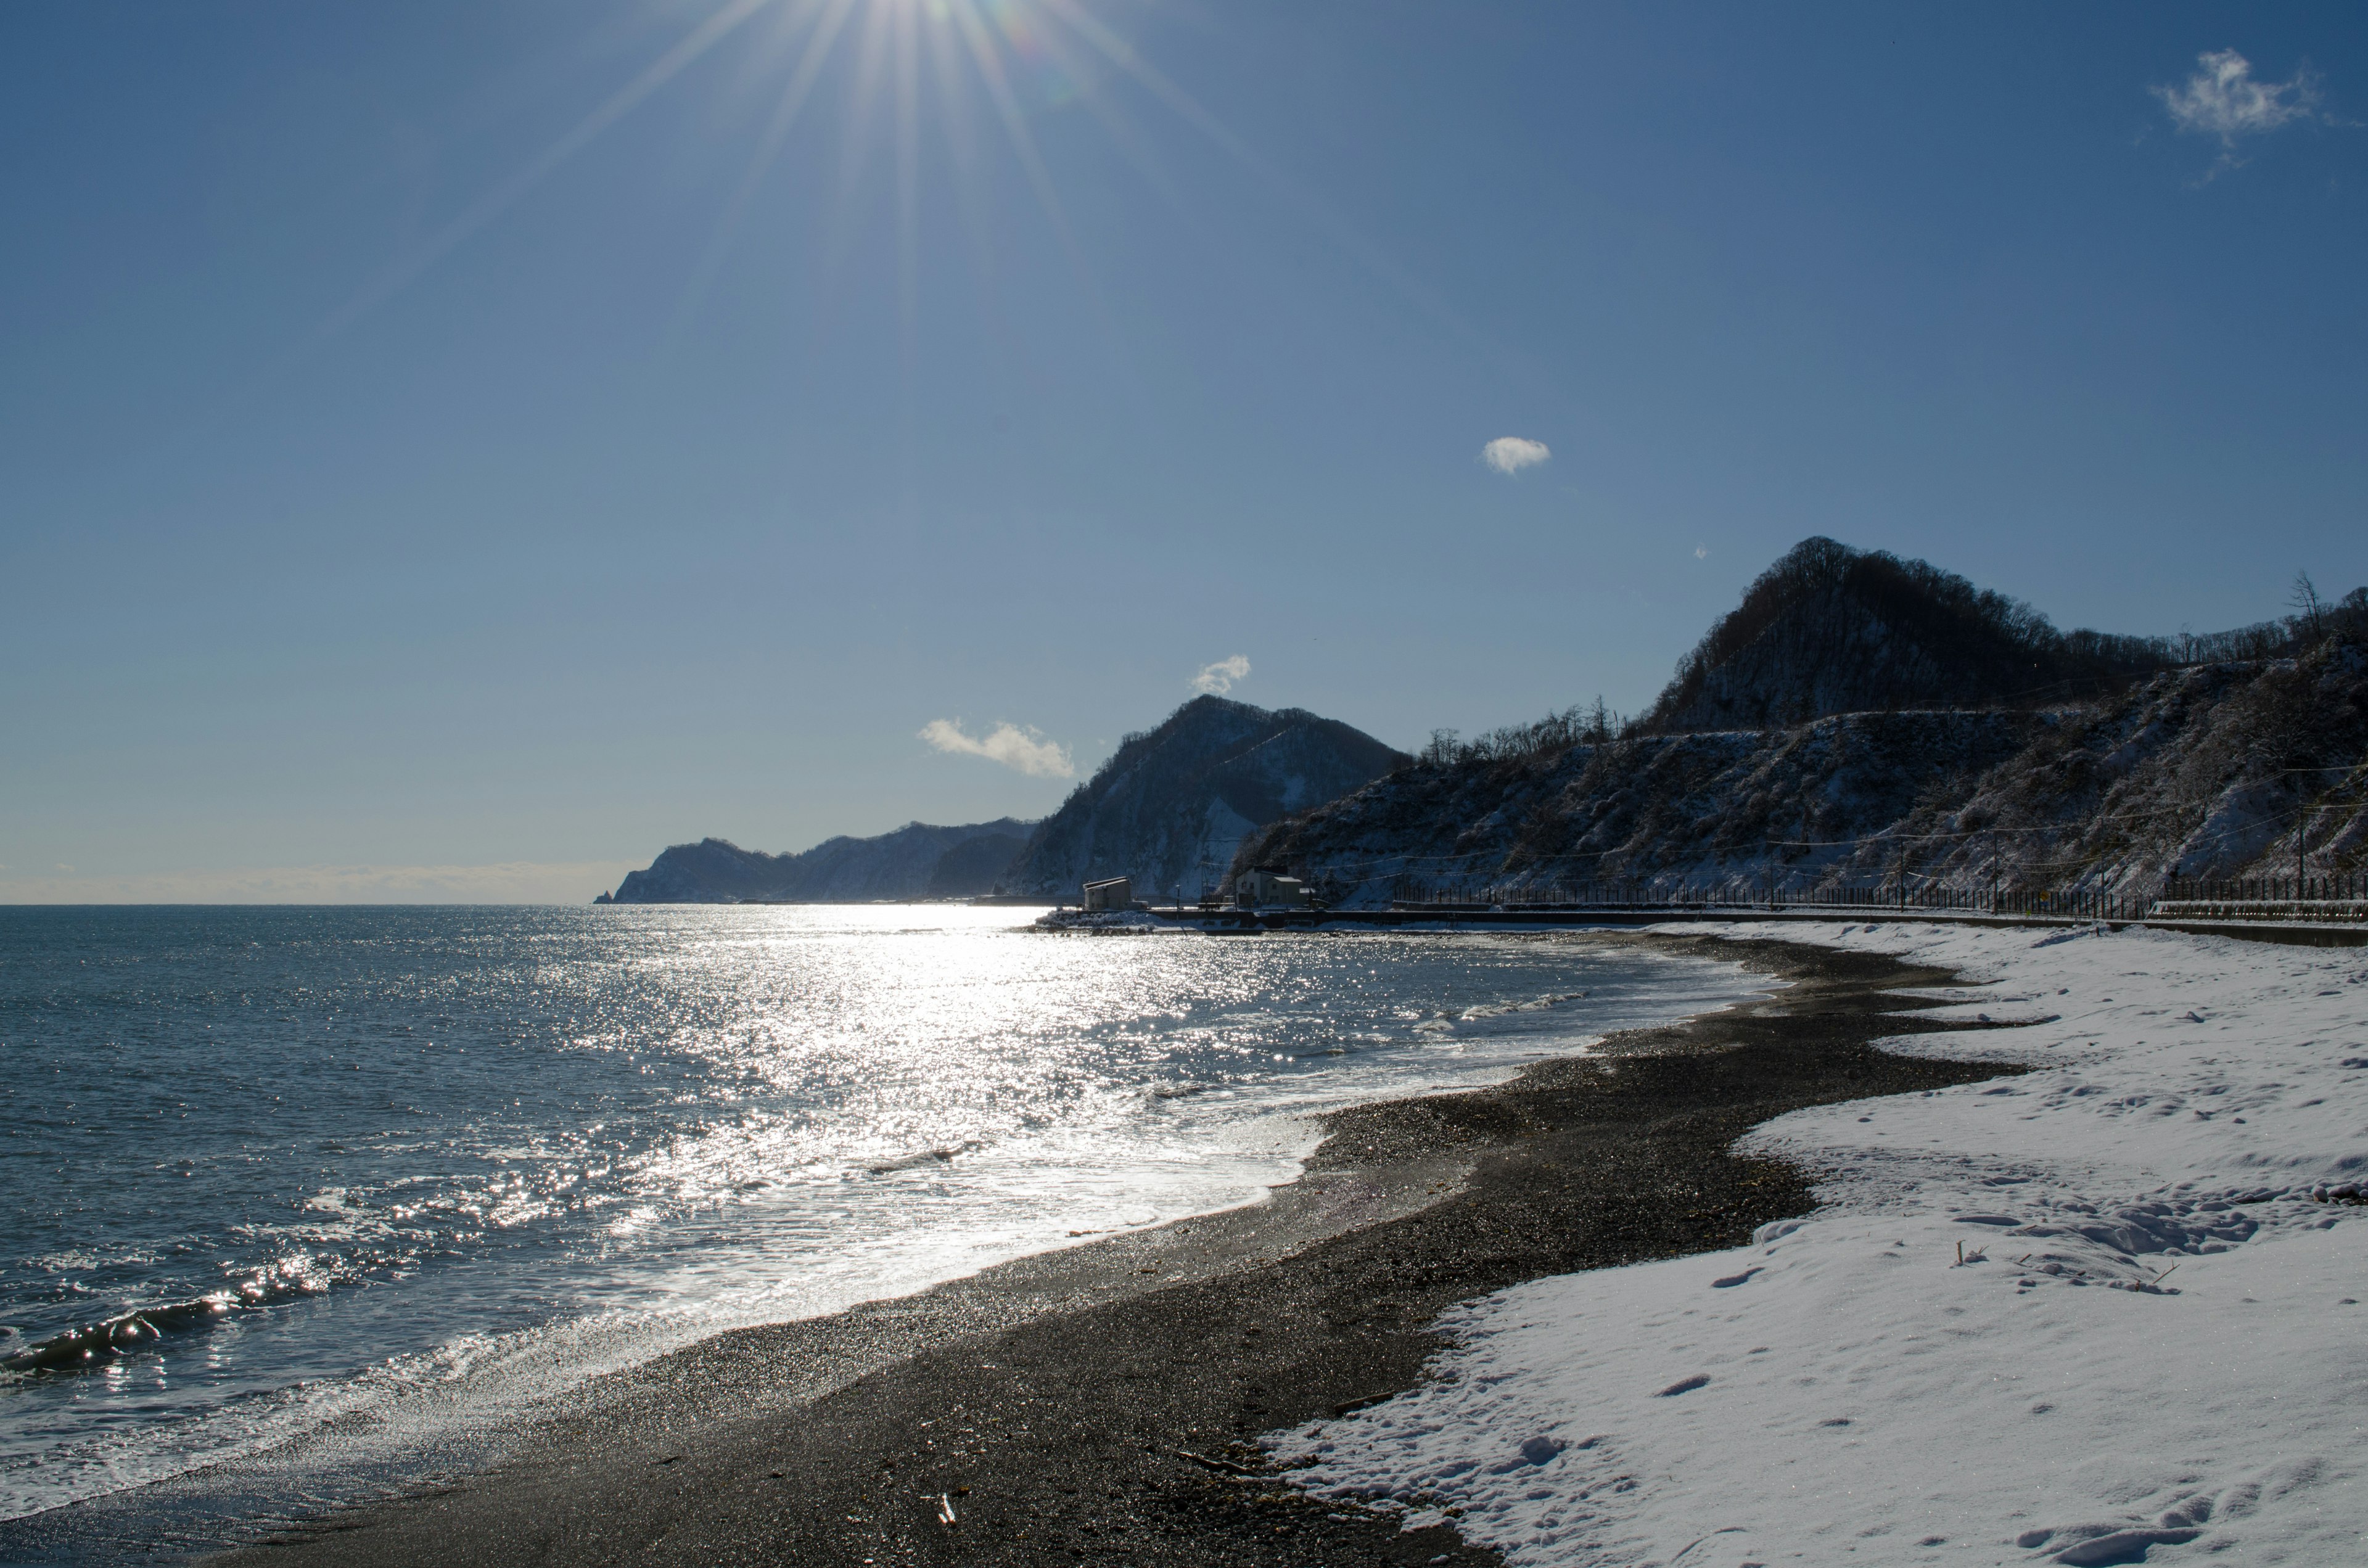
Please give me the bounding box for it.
[0,904,1761,1558]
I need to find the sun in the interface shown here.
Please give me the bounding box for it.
[310,0,1468,392]
[319,0,1207,351]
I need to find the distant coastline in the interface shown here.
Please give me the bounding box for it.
[600,696,1407,908]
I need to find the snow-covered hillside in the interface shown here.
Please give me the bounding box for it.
[1271,921,2368,1566]
[1643,537,2164,734]
[1001,695,1405,900]
[1238,542,2368,906]
[1245,644,2367,906]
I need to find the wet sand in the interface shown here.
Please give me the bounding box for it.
[207,932,2020,1567]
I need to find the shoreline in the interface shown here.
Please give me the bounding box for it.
[0,928,1737,1561]
[1276,919,2368,1561]
[163,931,2024,1567]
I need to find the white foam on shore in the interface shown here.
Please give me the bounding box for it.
[1270,921,2368,1566]
[2,930,1766,1542]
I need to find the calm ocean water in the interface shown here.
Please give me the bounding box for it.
[0,905,1757,1548]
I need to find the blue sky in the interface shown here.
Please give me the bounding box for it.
[4,1,2363,900]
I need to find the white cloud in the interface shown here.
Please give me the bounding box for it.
[1693,544,1709,560]
[1481,436,1551,475]
[2154,49,2320,144]
[919,718,1075,778]
[1191,655,1251,696]
[0,861,641,904]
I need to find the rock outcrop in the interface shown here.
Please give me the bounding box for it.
[1642,536,2168,733]
[1000,696,1406,900]
[1238,543,2368,905]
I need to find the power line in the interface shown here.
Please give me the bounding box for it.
[1275,778,2364,881]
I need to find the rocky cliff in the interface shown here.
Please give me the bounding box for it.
[1238,543,2368,905]
[1641,536,2169,732]
[1000,696,1406,900]
[602,818,1036,904]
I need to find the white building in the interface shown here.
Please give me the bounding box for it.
[1233,869,1312,909]
[1081,876,1134,911]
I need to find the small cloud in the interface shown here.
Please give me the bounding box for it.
[919,718,1075,778]
[1481,437,1551,475]
[2154,50,2321,163]
[1693,544,1709,560]
[1191,655,1251,696]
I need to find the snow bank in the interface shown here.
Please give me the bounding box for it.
[1269,922,2368,1565]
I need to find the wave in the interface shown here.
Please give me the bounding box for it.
[1457,989,1589,1022]
[4,1250,361,1377]
[863,1139,985,1175]
[3,1294,239,1374]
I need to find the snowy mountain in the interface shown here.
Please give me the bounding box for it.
[1642,536,2166,732]
[1238,543,2368,905]
[1000,696,1407,900]
[601,818,1036,904]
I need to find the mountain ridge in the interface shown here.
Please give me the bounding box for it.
[601,818,1036,905]
[1000,695,1407,900]
[1237,540,2368,904]
[1641,536,2174,733]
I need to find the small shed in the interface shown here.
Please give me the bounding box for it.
[1234,869,1312,909]
[1082,876,1135,911]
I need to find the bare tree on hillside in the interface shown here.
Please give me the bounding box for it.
[2290,570,2327,642]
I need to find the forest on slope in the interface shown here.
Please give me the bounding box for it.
[999,696,1407,900]
[1236,540,2368,905]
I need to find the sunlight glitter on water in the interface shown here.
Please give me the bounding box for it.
[0,904,1761,1530]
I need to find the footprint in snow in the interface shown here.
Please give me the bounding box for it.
[2018,1488,2219,1562]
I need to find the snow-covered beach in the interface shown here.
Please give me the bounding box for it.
[1273,921,2368,1566]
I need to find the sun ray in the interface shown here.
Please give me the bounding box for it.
[896,0,922,374]
[310,0,779,351]
[948,0,1169,415]
[1026,13,1195,228]
[940,0,1089,273]
[1034,0,1502,366]
[925,0,1028,414]
[670,0,863,333]
[923,2,984,196]
[263,0,1522,446]
[816,0,902,289]
[895,0,923,507]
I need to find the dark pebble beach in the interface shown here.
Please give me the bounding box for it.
[200,931,2018,1568]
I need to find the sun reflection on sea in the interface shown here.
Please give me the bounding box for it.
[0,902,1759,1529]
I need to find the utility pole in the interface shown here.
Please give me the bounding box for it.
[1989,831,2000,914]
[2298,801,2308,900]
